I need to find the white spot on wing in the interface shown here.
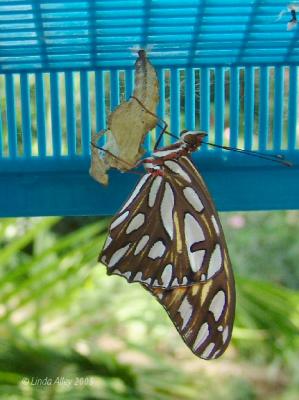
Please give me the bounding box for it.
[211,215,220,236]
[120,173,151,212]
[134,235,149,255]
[110,211,129,230]
[184,213,205,272]
[173,278,179,286]
[211,349,221,359]
[123,271,131,280]
[183,187,204,212]
[178,296,193,330]
[103,235,112,250]
[207,244,222,279]
[148,241,166,259]
[126,213,145,234]
[134,272,143,281]
[217,325,224,332]
[193,322,209,351]
[161,264,172,287]
[148,176,162,207]
[160,182,174,239]
[222,326,229,344]
[201,342,215,359]
[108,243,130,267]
[164,160,191,183]
[182,276,188,285]
[209,291,226,321]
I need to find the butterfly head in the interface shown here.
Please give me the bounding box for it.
[180,130,207,150]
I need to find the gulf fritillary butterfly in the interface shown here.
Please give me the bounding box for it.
[99,130,235,360]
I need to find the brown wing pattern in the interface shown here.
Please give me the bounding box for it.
[145,241,235,359]
[100,156,229,289]
[99,155,235,360]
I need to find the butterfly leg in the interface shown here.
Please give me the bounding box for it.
[131,96,179,150]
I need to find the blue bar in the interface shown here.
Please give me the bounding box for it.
[0,78,3,157]
[5,73,17,159]
[185,68,195,130]
[200,67,210,150]
[215,67,224,148]
[244,66,254,150]
[95,70,106,134]
[156,68,165,147]
[35,72,46,158]
[20,73,32,158]
[170,68,180,139]
[80,71,91,157]
[125,69,134,100]
[288,66,298,151]
[258,66,269,151]
[229,67,239,148]
[273,66,284,152]
[65,71,76,156]
[110,70,119,111]
[50,72,62,157]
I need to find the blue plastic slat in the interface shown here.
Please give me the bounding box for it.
[125,68,133,100]
[244,66,254,150]
[50,72,62,156]
[80,71,91,157]
[65,71,76,156]
[229,66,239,148]
[5,73,17,159]
[95,70,106,134]
[20,73,32,158]
[110,69,119,111]
[0,79,3,157]
[273,66,284,151]
[170,68,180,137]
[258,66,269,151]
[288,66,298,151]
[214,67,224,148]
[185,68,195,130]
[35,72,46,157]
[156,68,165,147]
[200,67,210,150]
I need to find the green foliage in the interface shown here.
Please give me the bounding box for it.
[0,213,298,399]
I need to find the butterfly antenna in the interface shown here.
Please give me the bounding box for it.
[203,142,292,167]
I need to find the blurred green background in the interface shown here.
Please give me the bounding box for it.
[0,213,298,400]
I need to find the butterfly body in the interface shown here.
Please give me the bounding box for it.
[99,131,235,359]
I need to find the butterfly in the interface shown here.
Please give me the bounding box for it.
[99,131,235,360]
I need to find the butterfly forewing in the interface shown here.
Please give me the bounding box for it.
[100,156,228,289]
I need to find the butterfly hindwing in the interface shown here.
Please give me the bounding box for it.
[146,238,235,360]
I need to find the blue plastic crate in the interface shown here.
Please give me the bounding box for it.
[0,0,298,217]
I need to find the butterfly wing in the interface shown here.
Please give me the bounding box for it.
[145,240,235,360]
[100,155,235,359]
[100,156,230,290]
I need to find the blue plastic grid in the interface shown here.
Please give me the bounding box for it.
[0,1,299,217]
